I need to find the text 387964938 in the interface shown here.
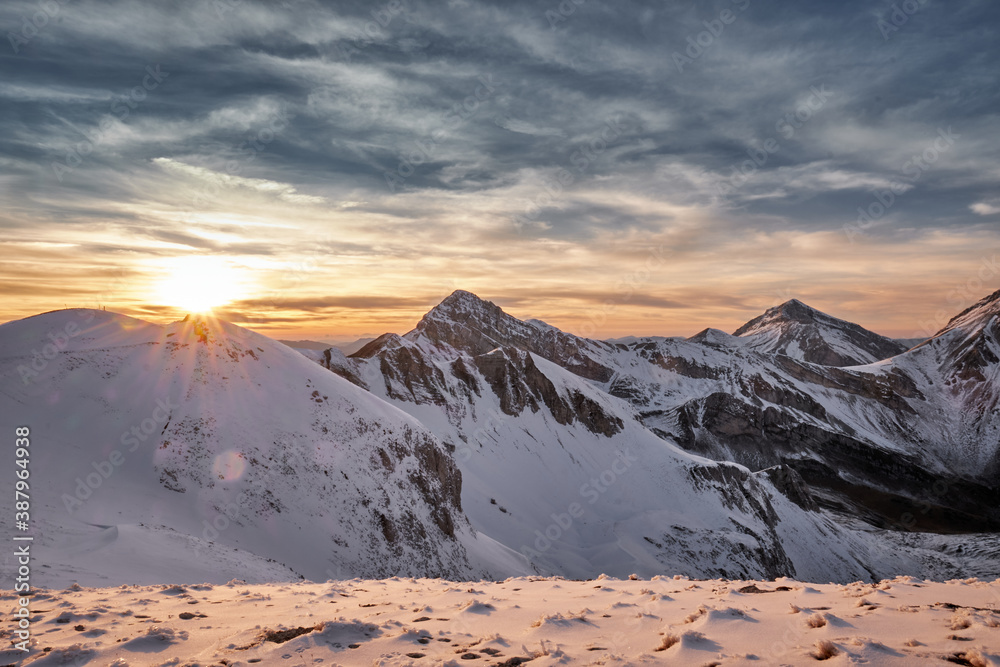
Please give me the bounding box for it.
[12,425,33,652]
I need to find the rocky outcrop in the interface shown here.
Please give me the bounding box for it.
[673,390,1000,532]
[408,427,464,539]
[773,357,922,411]
[757,465,818,512]
[471,347,623,436]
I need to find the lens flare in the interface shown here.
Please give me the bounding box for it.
[212,451,247,481]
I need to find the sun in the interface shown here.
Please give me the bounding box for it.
[153,256,247,313]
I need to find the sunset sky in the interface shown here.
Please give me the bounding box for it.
[2,0,999,341]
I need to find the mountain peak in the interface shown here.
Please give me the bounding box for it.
[415,290,520,343]
[935,287,1000,337]
[406,290,615,381]
[770,299,824,323]
[781,298,809,309]
[442,289,482,303]
[733,299,825,337]
[732,299,906,366]
[422,290,506,327]
[168,313,226,344]
[434,289,494,312]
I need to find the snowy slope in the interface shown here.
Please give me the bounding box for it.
[0,309,485,587]
[886,288,1000,479]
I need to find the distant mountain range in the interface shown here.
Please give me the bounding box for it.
[328,290,1000,533]
[2,291,998,586]
[280,337,376,355]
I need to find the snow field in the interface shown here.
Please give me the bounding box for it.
[4,575,1000,666]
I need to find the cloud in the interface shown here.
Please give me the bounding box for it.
[495,115,567,137]
[971,201,1000,216]
[232,296,432,312]
[1,0,999,337]
[153,158,327,205]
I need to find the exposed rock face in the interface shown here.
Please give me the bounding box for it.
[771,357,923,411]
[758,465,818,512]
[411,290,616,382]
[682,464,798,579]
[897,289,1000,483]
[288,288,1000,582]
[13,299,1000,585]
[336,293,625,440]
[471,347,623,436]
[926,289,1000,388]
[313,292,892,580]
[351,332,404,359]
[673,391,1000,531]
[409,429,464,539]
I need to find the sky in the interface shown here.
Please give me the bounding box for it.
[1,0,999,341]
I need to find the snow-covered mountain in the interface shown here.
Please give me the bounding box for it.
[0,309,491,586]
[730,299,908,367]
[3,291,999,588]
[318,291,1000,581]
[327,291,1000,539]
[890,288,1000,481]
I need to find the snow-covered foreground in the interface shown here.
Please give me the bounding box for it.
[5,575,1000,666]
